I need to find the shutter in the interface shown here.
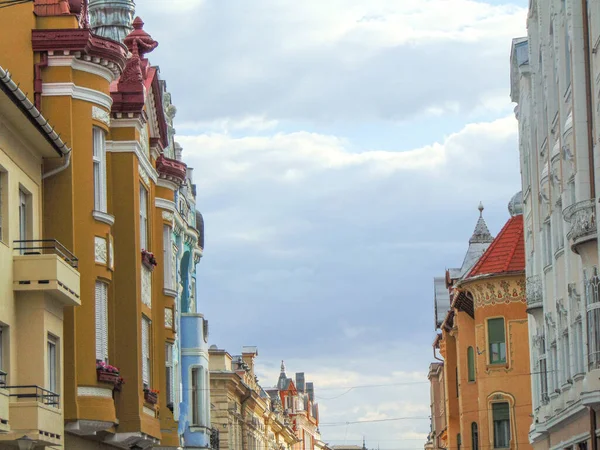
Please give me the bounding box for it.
[488,318,505,343]
[101,283,108,362]
[492,402,510,421]
[95,282,103,360]
[142,317,150,385]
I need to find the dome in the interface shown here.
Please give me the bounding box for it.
[508,191,524,216]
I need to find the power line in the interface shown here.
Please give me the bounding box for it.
[0,0,33,9]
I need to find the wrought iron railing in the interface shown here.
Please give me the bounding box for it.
[6,385,59,408]
[210,427,220,450]
[563,199,596,242]
[526,275,543,309]
[13,239,78,268]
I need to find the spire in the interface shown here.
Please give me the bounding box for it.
[280,360,286,374]
[89,0,136,44]
[469,202,494,244]
[363,437,367,450]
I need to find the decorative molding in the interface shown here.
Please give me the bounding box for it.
[42,82,113,109]
[157,178,179,191]
[77,386,113,398]
[95,236,108,264]
[106,140,158,184]
[92,106,111,126]
[109,235,115,271]
[162,211,174,224]
[471,278,526,308]
[164,287,177,298]
[143,406,156,418]
[165,308,173,329]
[140,125,150,159]
[92,210,115,226]
[138,163,150,186]
[155,198,176,213]
[47,55,116,82]
[141,266,152,308]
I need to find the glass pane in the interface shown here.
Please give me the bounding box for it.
[468,347,475,381]
[488,318,505,343]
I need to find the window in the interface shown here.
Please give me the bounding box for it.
[95,281,108,362]
[562,330,571,382]
[457,434,461,450]
[539,333,549,403]
[0,326,5,385]
[488,318,506,364]
[47,334,58,394]
[551,341,559,390]
[574,319,584,374]
[18,188,29,243]
[165,343,173,407]
[492,403,510,448]
[191,367,205,426]
[93,127,107,213]
[543,221,552,266]
[142,316,151,387]
[140,184,148,250]
[585,268,600,370]
[455,367,459,397]
[471,423,479,450]
[163,226,173,290]
[467,346,475,381]
[0,171,4,241]
[564,17,572,88]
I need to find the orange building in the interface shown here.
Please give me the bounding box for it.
[0,1,204,448]
[432,195,533,450]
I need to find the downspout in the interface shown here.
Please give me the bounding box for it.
[34,52,48,111]
[433,345,443,362]
[582,0,596,198]
[42,150,72,179]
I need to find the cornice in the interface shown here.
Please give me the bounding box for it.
[47,55,115,82]
[155,198,176,213]
[42,82,113,109]
[157,178,179,191]
[105,140,158,184]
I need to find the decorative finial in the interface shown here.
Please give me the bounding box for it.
[281,360,285,373]
[478,201,484,217]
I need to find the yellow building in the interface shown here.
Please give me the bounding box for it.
[0,63,80,449]
[433,196,533,450]
[209,346,299,450]
[0,1,203,448]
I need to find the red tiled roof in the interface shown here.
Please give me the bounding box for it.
[467,214,524,278]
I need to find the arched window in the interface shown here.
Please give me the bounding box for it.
[468,346,476,381]
[471,422,479,450]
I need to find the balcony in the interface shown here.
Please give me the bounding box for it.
[526,275,543,312]
[4,386,62,446]
[564,199,597,252]
[12,240,80,306]
[156,154,187,185]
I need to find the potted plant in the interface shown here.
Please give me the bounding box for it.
[96,361,120,386]
[141,249,158,271]
[144,387,159,405]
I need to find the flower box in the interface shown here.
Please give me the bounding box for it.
[97,370,119,384]
[144,388,159,405]
[141,249,158,271]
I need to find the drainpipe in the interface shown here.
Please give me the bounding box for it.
[582,0,596,198]
[34,52,48,111]
[433,346,443,362]
[42,150,72,179]
[591,407,598,450]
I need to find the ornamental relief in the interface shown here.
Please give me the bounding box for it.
[92,106,110,126]
[94,236,107,264]
[141,266,152,308]
[165,308,173,329]
[471,278,526,308]
[140,125,149,159]
[138,163,150,186]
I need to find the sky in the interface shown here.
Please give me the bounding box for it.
[137,1,528,448]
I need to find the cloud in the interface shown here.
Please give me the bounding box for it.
[137,0,527,124]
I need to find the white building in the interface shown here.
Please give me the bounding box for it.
[511,0,600,448]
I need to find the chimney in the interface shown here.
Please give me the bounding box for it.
[295,373,305,393]
[306,382,314,401]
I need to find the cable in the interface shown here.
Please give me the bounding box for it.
[0,0,32,8]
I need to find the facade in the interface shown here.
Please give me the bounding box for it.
[267,362,321,450]
[428,198,533,450]
[0,0,208,448]
[0,64,80,448]
[209,346,298,450]
[510,0,600,448]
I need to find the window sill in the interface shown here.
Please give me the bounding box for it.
[486,363,509,370]
[93,210,115,226]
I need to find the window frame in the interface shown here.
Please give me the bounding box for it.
[488,318,507,365]
[165,342,174,407]
[471,422,479,450]
[47,333,59,395]
[92,127,107,213]
[142,315,151,388]
[0,170,5,242]
[492,402,511,449]
[140,183,148,251]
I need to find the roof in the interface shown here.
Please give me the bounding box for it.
[434,277,451,328]
[466,214,525,279]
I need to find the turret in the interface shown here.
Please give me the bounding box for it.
[89,0,136,43]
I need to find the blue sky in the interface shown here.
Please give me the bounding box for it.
[138,0,527,447]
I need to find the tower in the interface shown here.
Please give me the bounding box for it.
[88,0,136,43]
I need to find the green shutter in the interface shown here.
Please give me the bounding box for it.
[468,347,475,381]
[488,318,505,343]
[492,402,510,421]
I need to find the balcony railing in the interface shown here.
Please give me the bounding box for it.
[13,239,78,268]
[526,275,543,310]
[6,385,59,408]
[563,199,597,243]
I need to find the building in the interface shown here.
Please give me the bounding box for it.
[266,362,321,450]
[428,198,533,450]
[0,0,207,447]
[209,346,298,450]
[510,0,600,448]
[0,63,80,449]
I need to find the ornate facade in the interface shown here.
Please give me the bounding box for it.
[0,0,207,448]
[510,0,600,448]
